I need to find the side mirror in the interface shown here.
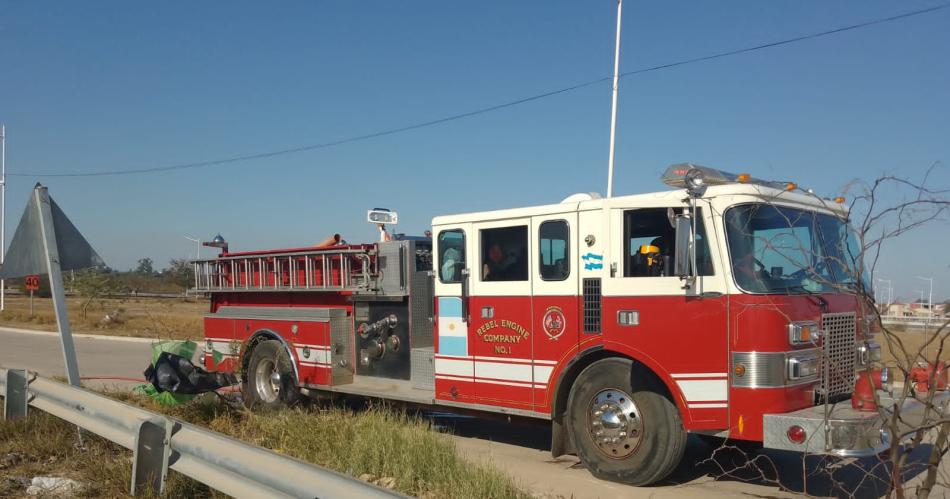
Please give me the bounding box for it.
[673,214,694,279]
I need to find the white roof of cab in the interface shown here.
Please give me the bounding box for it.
[431,183,848,227]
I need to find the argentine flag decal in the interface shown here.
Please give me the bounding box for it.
[437,297,468,356]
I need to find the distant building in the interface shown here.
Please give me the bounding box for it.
[882,301,949,319]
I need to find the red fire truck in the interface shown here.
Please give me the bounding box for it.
[193,163,928,485]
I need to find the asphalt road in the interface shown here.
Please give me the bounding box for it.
[1,326,947,498]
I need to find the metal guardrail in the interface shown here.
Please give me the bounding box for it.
[881,315,948,329]
[0,368,402,498]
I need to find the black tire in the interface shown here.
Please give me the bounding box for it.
[567,357,687,486]
[242,340,302,410]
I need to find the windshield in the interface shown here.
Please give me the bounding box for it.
[724,204,867,294]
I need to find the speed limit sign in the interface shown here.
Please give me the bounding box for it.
[25,275,40,291]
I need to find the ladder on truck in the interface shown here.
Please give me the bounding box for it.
[191,246,377,293]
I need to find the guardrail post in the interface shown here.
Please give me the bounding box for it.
[3,369,28,420]
[131,417,174,496]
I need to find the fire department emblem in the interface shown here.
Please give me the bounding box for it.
[542,306,566,341]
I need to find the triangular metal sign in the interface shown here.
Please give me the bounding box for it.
[0,184,104,279]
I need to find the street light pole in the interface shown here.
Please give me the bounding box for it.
[183,235,201,302]
[876,278,892,312]
[917,276,934,321]
[183,235,200,261]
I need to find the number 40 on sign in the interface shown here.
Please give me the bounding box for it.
[25,275,40,291]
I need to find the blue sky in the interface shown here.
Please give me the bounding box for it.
[1,1,947,300]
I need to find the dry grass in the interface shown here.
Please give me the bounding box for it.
[0,403,212,498]
[0,295,204,341]
[880,325,950,379]
[0,392,530,499]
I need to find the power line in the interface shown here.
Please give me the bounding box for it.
[15,3,949,178]
[618,3,950,78]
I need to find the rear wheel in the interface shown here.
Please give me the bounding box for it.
[243,340,302,409]
[567,358,687,485]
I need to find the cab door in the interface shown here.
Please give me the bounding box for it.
[601,204,730,428]
[530,213,579,413]
[432,223,476,405]
[468,218,534,411]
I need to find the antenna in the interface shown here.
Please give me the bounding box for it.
[606,0,623,198]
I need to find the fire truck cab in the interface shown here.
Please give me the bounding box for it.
[195,163,924,485]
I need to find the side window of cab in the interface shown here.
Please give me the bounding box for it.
[623,208,713,277]
[539,220,569,281]
[438,230,465,283]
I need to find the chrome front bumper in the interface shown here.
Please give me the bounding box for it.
[763,391,950,457]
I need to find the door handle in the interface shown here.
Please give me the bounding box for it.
[481,306,494,319]
[460,268,470,323]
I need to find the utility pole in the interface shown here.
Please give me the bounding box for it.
[605,0,623,198]
[1,124,6,312]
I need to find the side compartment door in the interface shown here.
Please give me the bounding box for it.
[469,218,534,410]
[433,224,476,405]
[531,213,579,413]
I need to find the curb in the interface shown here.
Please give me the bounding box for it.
[0,326,165,344]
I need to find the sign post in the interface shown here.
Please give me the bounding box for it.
[35,188,81,385]
[26,274,39,316]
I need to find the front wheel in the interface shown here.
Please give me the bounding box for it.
[567,358,687,485]
[243,340,302,409]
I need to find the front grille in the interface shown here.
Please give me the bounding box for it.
[583,278,601,334]
[820,312,856,400]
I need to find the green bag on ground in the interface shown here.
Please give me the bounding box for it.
[135,382,195,406]
[137,340,201,406]
[151,339,198,365]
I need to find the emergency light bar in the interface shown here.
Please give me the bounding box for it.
[661,163,790,192]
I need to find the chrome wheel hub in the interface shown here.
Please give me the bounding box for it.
[587,388,643,458]
[254,359,281,403]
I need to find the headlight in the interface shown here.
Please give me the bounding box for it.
[788,354,820,381]
[788,321,820,346]
[857,341,882,366]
